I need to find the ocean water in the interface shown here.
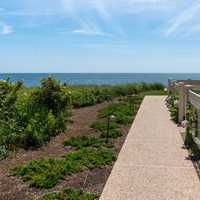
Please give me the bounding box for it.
[0,73,200,86]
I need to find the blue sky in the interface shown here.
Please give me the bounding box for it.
[0,0,200,73]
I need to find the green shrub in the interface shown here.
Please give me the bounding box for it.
[91,120,122,138]
[98,102,135,125]
[0,79,164,157]
[37,188,96,200]
[166,94,179,123]
[64,147,114,169]
[0,77,71,151]
[12,147,114,188]
[64,136,112,149]
[91,121,118,132]
[0,145,9,160]
[70,83,164,108]
[100,129,122,139]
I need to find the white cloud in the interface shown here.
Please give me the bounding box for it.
[0,21,13,35]
[165,1,200,37]
[72,19,111,36]
[2,24,13,35]
[1,0,200,39]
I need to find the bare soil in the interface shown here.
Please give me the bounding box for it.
[0,102,130,200]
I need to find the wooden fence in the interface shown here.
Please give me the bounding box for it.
[168,79,200,147]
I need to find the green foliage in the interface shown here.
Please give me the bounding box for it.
[184,103,200,158]
[0,145,9,160]
[64,147,114,169]
[98,96,143,125]
[0,77,71,152]
[90,95,144,141]
[166,94,179,123]
[91,121,122,138]
[140,90,167,96]
[100,129,122,139]
[70,83,164,108]
[12,147,114,188]
[37,188,96,200]
[64,136,112,149]
[0,78,164,159]
[91,121,118,132]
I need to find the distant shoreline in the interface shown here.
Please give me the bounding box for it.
[1,73,200,86]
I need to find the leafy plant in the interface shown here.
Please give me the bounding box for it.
[0,145,9,160]
[11,147,114,188]
[37,188,96,200]
[0,77,71,152]
[166,94,179,123]
[64,136,112,149]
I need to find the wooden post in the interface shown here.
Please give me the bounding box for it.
[197,109,200,139]
[178,82,187,123]
[168,79,172,92]
[168,79,176,93]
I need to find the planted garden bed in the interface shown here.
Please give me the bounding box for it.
[0,78,166,200]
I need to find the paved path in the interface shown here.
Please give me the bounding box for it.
[100,96,200,200]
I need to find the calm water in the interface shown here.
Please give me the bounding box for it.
[1,73,200,86]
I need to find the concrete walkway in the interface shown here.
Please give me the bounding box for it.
[100,96,200,200]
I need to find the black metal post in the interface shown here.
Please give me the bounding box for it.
[106,115,110,143]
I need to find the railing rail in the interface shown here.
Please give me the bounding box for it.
[188,90,200,110]
[168,79,200,147]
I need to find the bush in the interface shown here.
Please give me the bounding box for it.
[91,121,118,132]
[0,145,9,160]
[0,79,164,157]
[70,83,164,108]
[37,188,96,200]
[0,77,71,151]
[64,136,111,149]
[100,129,122,139]
[166,94,179,123]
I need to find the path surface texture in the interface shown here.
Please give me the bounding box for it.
[100,96,200,200]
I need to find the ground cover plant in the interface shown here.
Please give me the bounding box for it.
[37,188,96,200]
[64,136,112,149]
[90,94,144,141]
[11,147,115,188]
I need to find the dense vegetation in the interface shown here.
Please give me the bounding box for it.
[0,78,71,159]
[0,77,165,160]
[5,79,166,199]
[166,93,178,123]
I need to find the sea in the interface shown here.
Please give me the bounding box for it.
[0,73,200,86]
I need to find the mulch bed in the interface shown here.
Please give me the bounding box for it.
[0,102,130,200]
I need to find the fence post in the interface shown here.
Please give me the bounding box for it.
[197,110,200,139]
[168,79,176,93]
[178,82,187,123]
[168,79,172,92]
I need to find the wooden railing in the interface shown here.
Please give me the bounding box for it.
[188,90,200,110]
[168,79,200,147]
